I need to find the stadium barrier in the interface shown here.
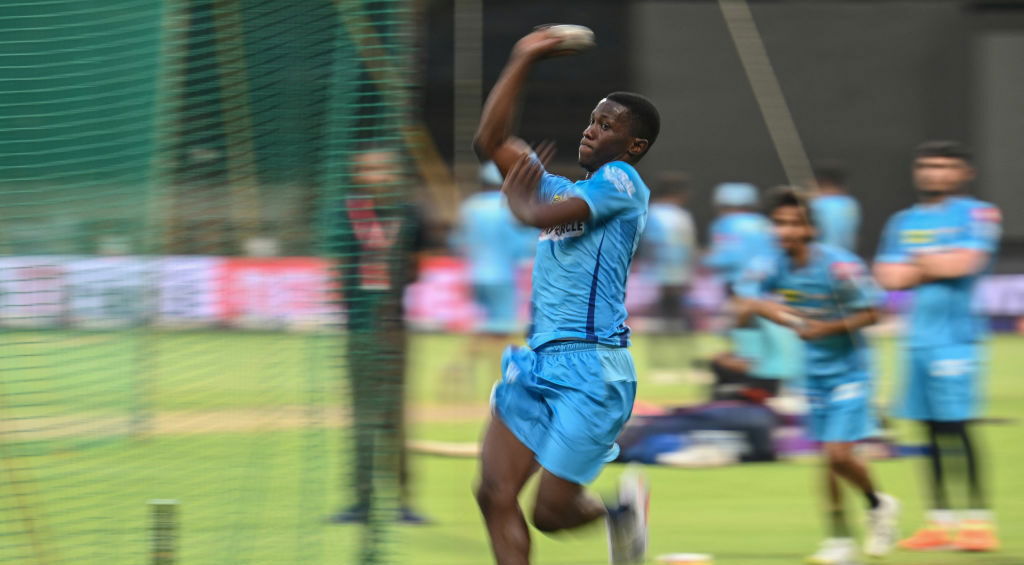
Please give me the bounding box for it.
[3,256,1022,331]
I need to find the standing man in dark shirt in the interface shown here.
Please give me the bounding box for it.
[330,149,429,524]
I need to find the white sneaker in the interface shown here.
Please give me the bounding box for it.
[606,468,649,565]
[806,537,859,565]
[864,493,901,557]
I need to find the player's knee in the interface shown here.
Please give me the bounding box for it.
[474,479,516,514]
[824,443,853,468]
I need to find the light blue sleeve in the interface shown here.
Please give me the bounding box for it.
[565,163,641,224]
[539,171,574,203]
[956,202,1002,253]
[874,212,909,264]
[831,254,884,310]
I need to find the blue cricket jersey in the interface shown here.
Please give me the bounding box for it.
[528,161,650,349]
[875,195,1002,348]
[812,193,861,252]
[451,190,537,285]
[704,212,777,289]
[642,203,697,285]
[739,243,884,378]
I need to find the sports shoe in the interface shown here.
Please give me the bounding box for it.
[327,504,368,524]
[954,519,999,552]
[863,493,900,557]
[806,537,859,565]
[397,506,431,525]
[897,523,954,551]
[606,468,649,565]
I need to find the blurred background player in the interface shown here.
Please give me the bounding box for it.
[809,160,861,253]
[874,140,1002,552]
[703,182,802,402]
[639,171,697,379]
[703,182,773,288]
[447,162,536,392]
[472,26,660,565]
[738,188,899,564]
[330,149,430,525]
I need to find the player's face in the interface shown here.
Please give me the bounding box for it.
[913,156,974,194]
[578,99,635,172]
[353,151,400,195]
[770,205,813,252]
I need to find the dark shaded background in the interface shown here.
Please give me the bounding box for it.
[420,0,1024,267]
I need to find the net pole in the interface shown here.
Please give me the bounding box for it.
[149,499,179,565]
[0,382,53,565]
[211,0,263,251]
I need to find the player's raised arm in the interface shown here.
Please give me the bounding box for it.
[501,147,589,229]
[473,29,574,176]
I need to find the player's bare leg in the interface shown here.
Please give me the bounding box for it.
[824,442,900,558]
[825,442,876,497]
[807,460,857,565]
[826,466,848,537]
[475,415,540,565]
[530,471,605,533]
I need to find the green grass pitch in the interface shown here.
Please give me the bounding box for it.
[0,330,1021,564]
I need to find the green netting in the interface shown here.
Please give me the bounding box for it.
[323,1,417,562]
[0,1,416,564]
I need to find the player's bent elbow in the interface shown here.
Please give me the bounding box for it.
[472,135,495,161]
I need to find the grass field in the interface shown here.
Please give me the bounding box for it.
[0,330,1021,564]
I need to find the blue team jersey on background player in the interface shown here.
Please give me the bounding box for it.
[528,161,650,349]
[812,193,860,252]
[642,203,696,285]
[451,190,537,285]
[704,212,777,288]
[876,196,1002,348]
[739,243,884,377]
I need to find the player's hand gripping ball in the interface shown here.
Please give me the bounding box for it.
[514,24,595,61]
[540,24,596,53]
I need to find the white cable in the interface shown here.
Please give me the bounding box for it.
[718,0,814,189]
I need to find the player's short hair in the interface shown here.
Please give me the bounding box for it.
[605,91,660,152]
[914,140,973,165]
[766,186,815,227]
[812,159,847,187]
